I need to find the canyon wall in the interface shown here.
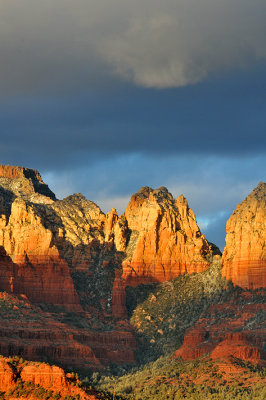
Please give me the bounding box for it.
[222,182,266,289]
[116,187,215,286]
[0,165,216,310]
[0,164,265,371]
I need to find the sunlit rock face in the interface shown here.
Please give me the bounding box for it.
[222,182,266,289]
[0,359,15,390]
[0,166,80,310]
[0,356,106,399]
[0,165,217,312]
[0,164,56,201]
[118,186,215,286]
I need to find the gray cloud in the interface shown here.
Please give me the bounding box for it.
[0,0,265,93]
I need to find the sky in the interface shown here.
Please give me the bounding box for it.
[0,0,265,250]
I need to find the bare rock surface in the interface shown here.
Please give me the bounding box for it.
[174,290,266,365]
[222,182,266,289]
[0,165,216,311]
[120,187,214,285]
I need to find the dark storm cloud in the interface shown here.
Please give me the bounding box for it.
[0,63,265,171]
[0,0,265,93]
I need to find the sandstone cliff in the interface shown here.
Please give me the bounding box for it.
[0,165,216,312]
[0,165,136,370]
[0,356,106,399]
[118,187,214,285]
[0,164,265,378]
[0,165,113,312]
[222,182,266,289]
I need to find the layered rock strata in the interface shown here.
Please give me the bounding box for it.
[119,187,215,285]
[174,290,266,365]
[0,358,15,391]
[222,182,266,289]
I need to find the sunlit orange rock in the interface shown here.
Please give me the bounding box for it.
[21,363,67,388]
[0,167,217,309]
[222,182,266,289]
[0,197,81,311]
[0,357,106,399]
[0,164,56,201]
[0,165,137,369]
[120,187,214,286]
[105,208,118,242]
[0,165,41,180]
[0,358,15,390]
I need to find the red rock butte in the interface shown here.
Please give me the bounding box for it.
[0,166,217,310]
[119,187,216,286]
[222,182,266,289]
[0,164,265,372]
[0,357,106,399]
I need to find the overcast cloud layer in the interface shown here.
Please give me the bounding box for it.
[0,0,266,93]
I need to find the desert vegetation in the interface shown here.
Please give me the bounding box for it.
[88,355,266,400]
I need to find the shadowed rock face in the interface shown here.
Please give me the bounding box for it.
[222,182,266,289]
[0,165,56,201]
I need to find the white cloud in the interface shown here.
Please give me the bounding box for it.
[0,0,265,92]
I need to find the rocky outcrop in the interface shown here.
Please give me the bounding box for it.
[0,165,138,369]
[211,333,264,363]
[0,357,106,399]
[0,164,56,201]
[119,187,214,285]
[222,182,266,289]
[21,363,67,388]
[0,327,136,370]
[0,196,81,310]
[0,164,222,370]
[0,166,216,311]
[0,358,15,391]
[0,166,111,311]
[174,290,266,365]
